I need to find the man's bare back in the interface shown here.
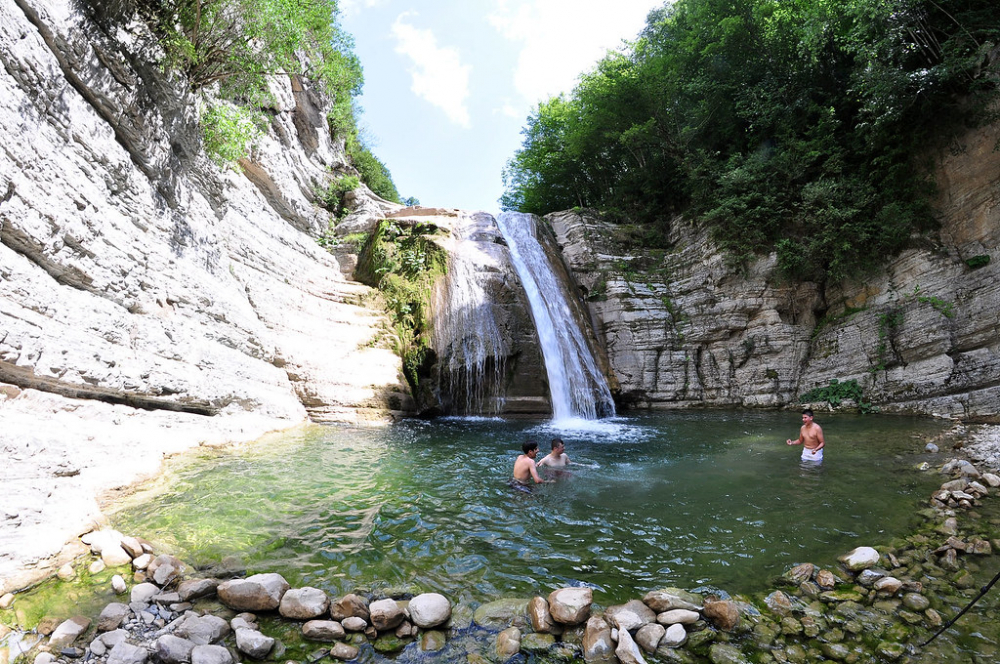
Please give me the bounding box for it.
[513,441,552,484]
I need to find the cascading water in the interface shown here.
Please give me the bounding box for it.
[496,211,616,420]
[431,212,508,415]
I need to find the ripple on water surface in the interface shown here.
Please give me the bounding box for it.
[111,411,948,603]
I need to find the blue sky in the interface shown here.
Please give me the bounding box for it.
[340,0,668,213]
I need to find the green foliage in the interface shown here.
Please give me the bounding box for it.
[355,221,447,391]
[347,138,402,203]
[315,174,360,217]
[200,103,266,165]
[965,254,991,269]
[912,285,955,318]
[501,0,1000,283]
[800,378,877,413]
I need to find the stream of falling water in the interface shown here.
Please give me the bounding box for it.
[496,211,615,420]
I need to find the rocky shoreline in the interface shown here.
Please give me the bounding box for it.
[5,427,1000,664]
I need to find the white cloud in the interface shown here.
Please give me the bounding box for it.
[391,13,472,128]
[489,0,661,107]
[339,0,387,17]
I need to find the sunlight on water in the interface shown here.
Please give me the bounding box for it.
[111,412,949,604]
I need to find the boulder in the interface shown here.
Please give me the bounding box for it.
[96,603,131,632]
[235,628,274,659]
[302,620,346,641]
[155,635,196,664]
[528,596,561,634]
[107,642,148,664]
[635,623,665,653]
[840,547,881,572]
[279,587,329,619]
[582,616,615,663]
[217,573,290,611]
[342,617,367,632]
[48,616,91,649]
[614,627,648,664]
[174,614,231,645]
[130,583,160,604]
[473,598,529,630]
[496,627,521,658]
[147,555,185,586]
[329,643,359,661]
[547,587,592,625]
[177,579,220,602]
[191,645,233,664]
[657,609,700,625]
[642,588,703,612]
[703,597,740,632]
[407,593,451,628]
[661,623,687,648]
[368,598,405,631]
[330,594,369,621]
[606,599,656,632]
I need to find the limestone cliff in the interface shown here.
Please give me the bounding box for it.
[551,118,1000,420]
[0,0,410,588]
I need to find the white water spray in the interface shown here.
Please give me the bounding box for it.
[496,211,615,420]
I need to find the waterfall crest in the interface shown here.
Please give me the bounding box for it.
[496,212,616,420]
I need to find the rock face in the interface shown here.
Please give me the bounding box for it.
[422,211,549,415]
[0,0,411,590]
[549,114,1000,418]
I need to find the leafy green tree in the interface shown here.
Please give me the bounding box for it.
[501,0,999,282]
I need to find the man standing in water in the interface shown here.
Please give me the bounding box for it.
[512,441,554,485]
[787,409,825,462]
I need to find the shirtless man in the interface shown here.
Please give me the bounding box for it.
[512,441,553,485]
[786,409,825,462]
[536,438,570,469]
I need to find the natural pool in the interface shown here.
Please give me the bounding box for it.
[109,410,950,605]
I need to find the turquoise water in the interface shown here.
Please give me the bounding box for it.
[111,411,948,604]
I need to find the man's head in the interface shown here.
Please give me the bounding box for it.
[551,438,565,452]
[802,408,814,423]
[523,440,539,456]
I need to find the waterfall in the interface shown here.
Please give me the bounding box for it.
[431,212,508,415]
[496,212,616,420]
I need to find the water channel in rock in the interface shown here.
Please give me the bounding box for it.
[109,411,949,605]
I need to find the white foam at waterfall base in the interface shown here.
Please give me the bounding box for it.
[496,211,616,420]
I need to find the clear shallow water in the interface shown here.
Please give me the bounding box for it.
[111,411,948,604]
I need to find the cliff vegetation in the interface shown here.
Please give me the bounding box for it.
[501,0,999,282]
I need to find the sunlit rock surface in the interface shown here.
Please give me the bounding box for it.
[551,115,1000,417]
[0,0,409,590]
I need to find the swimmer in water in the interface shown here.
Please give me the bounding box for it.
[786,408,825,463]
[512,440,553,485]
[536,438,570,469]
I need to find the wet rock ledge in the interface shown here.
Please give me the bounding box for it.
[2,454,1000,664]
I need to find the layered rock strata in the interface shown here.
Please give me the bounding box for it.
[550,117,1000,417]
[0,0,409,588]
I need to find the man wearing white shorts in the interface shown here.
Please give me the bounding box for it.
[787,409,825,463]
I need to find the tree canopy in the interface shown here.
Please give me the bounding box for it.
[501,0,999,281]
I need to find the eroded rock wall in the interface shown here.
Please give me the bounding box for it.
[0,0,409,588]
[551,119,1000,419]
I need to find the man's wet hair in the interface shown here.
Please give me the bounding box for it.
[551,438,564,450]
[522,440,539,454]
[802,408,814,417]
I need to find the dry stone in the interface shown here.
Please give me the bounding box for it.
[528,596,561,634]
[635,623,665,653]
[369,598,405,631]
[279,587,329,619]
[155,635,195,664]
[840,547,881,572]
[703,597,740,632]
[191,645,233,664]
[96,603,130,632]
[407,593,451,628]
[49,616,91,649]
[330,594,369,621]
[235,628,274,659]
[548,587,592,625]
[606,599,657,632]
[218,573,289,611]
[615,627,648,664]
[582,616,615,664]
[302,621,345,641]
[642,588,703,613]
[107,641,148,664]
[657,609,700,625]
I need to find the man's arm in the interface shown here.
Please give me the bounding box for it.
[787,427,804,446]
[812,425,825,453]
[529,460,552,483]
[536,455,551,468]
